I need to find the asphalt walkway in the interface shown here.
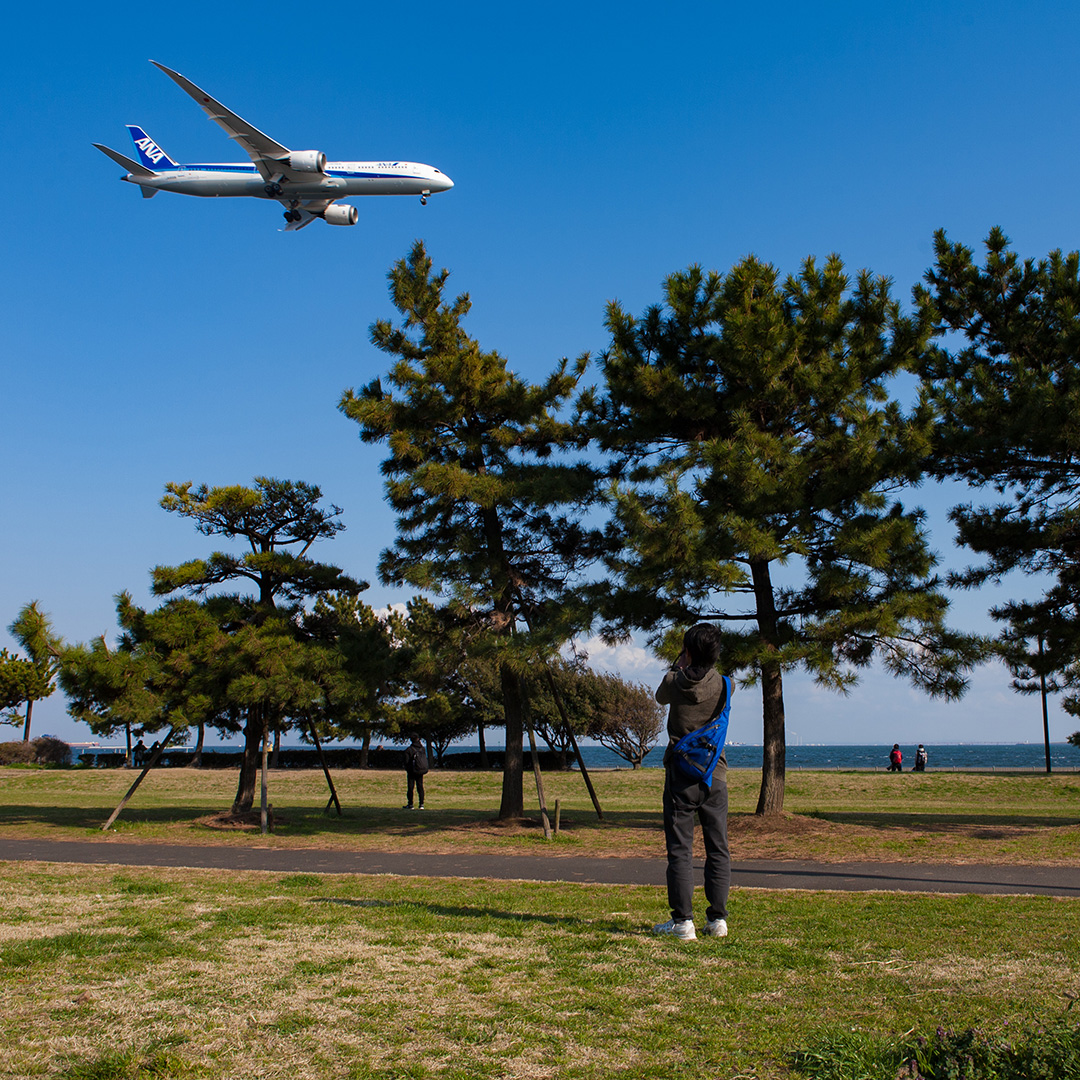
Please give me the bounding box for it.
[1,838,1078,897]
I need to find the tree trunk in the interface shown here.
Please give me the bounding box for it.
[750,557,787,816]
[190,721,205,768]
[359,722,372,769]
[755,659,786,815]
[498,662,525,819]
[21,699,33,742]
[477,721,488,769]
[270,723,281,769]
[233,707,263,812]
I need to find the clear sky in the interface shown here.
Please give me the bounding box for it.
[4,1,1080,749]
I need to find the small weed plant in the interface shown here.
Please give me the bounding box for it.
[790,1008,1080,1079]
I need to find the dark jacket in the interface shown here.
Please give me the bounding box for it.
[656,666,728,783]
[404,744,428,776]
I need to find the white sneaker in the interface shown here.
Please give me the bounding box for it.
[652,918,696,940]
[703,917,728,937]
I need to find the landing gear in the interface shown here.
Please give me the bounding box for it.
[265,182,283,197]
[283,209,302,223]
[420,193,429,205]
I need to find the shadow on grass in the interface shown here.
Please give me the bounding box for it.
[807,811,1078,833]
[0,805,222,830]
[8,801,1074,843]
[312,895,633,933]
[0,803,663,835]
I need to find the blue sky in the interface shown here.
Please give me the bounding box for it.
[4,1,1080,749]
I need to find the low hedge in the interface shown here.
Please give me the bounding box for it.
[152,747,567,771]
[0,737,72,767]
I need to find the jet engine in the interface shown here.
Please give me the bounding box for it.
[323,203,358,226]
[288,150,327,173]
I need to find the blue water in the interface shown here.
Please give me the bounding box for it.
[74,740,1078,771]
[451,742,1080,771]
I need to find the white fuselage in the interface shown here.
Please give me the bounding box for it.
[129,160,453,199]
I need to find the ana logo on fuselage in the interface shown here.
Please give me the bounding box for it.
[135,136,168,165]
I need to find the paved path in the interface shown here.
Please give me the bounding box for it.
[2,838,1078,897]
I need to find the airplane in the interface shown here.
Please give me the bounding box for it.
[94,61,453,231]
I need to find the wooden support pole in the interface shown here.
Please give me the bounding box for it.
[554,797,561,836]
[260,723,270,835]
[308,720,342,816]
[1039,635,1053,775]
[101,726,176,832]
[511,589,604,823]
[525,717,552,839]
[541,664,604,821]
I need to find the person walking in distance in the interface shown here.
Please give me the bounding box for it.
[653,622,730,941]
[402,733,429,810]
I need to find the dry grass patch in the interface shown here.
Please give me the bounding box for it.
[1,864,1078,1079]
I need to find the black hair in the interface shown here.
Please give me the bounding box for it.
[683,622,721,668]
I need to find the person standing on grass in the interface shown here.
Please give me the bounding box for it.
[652,622,730,942]
[913,744,928,771]
[888,744,903,772]
[402,733,429,810]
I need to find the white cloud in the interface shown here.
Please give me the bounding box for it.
[374,602,408,622]
[566,635,665,687]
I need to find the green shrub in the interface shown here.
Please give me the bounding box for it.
[791,1012,1080,1079]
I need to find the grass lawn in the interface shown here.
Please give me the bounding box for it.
[1,862,1077,1079]
[1,767,1078,1077]
[0,765,1078,865]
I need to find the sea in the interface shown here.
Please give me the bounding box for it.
[451,742,1080,771]
[70,740,1079,771]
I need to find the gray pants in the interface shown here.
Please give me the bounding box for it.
[662,763,730,923]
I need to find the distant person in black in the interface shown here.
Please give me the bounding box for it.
[402,734,429,810]
[913,744,928,772]
[888,744,903,772]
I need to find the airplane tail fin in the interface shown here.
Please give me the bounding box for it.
[126,125,180,170]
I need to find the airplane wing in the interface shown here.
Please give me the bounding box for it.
[149,60,314,184]
[284,209,320,232]
[282,199,333,232]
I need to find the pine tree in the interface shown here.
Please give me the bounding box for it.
[0,648,53,736]
[592,255,984,814]
[917,228,1080,715]
[302,593,412,765]
[6,602,60,741]
[339,242,601,818]
[151,478,363,811]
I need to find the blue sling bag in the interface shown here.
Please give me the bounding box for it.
[671,675,733,787]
